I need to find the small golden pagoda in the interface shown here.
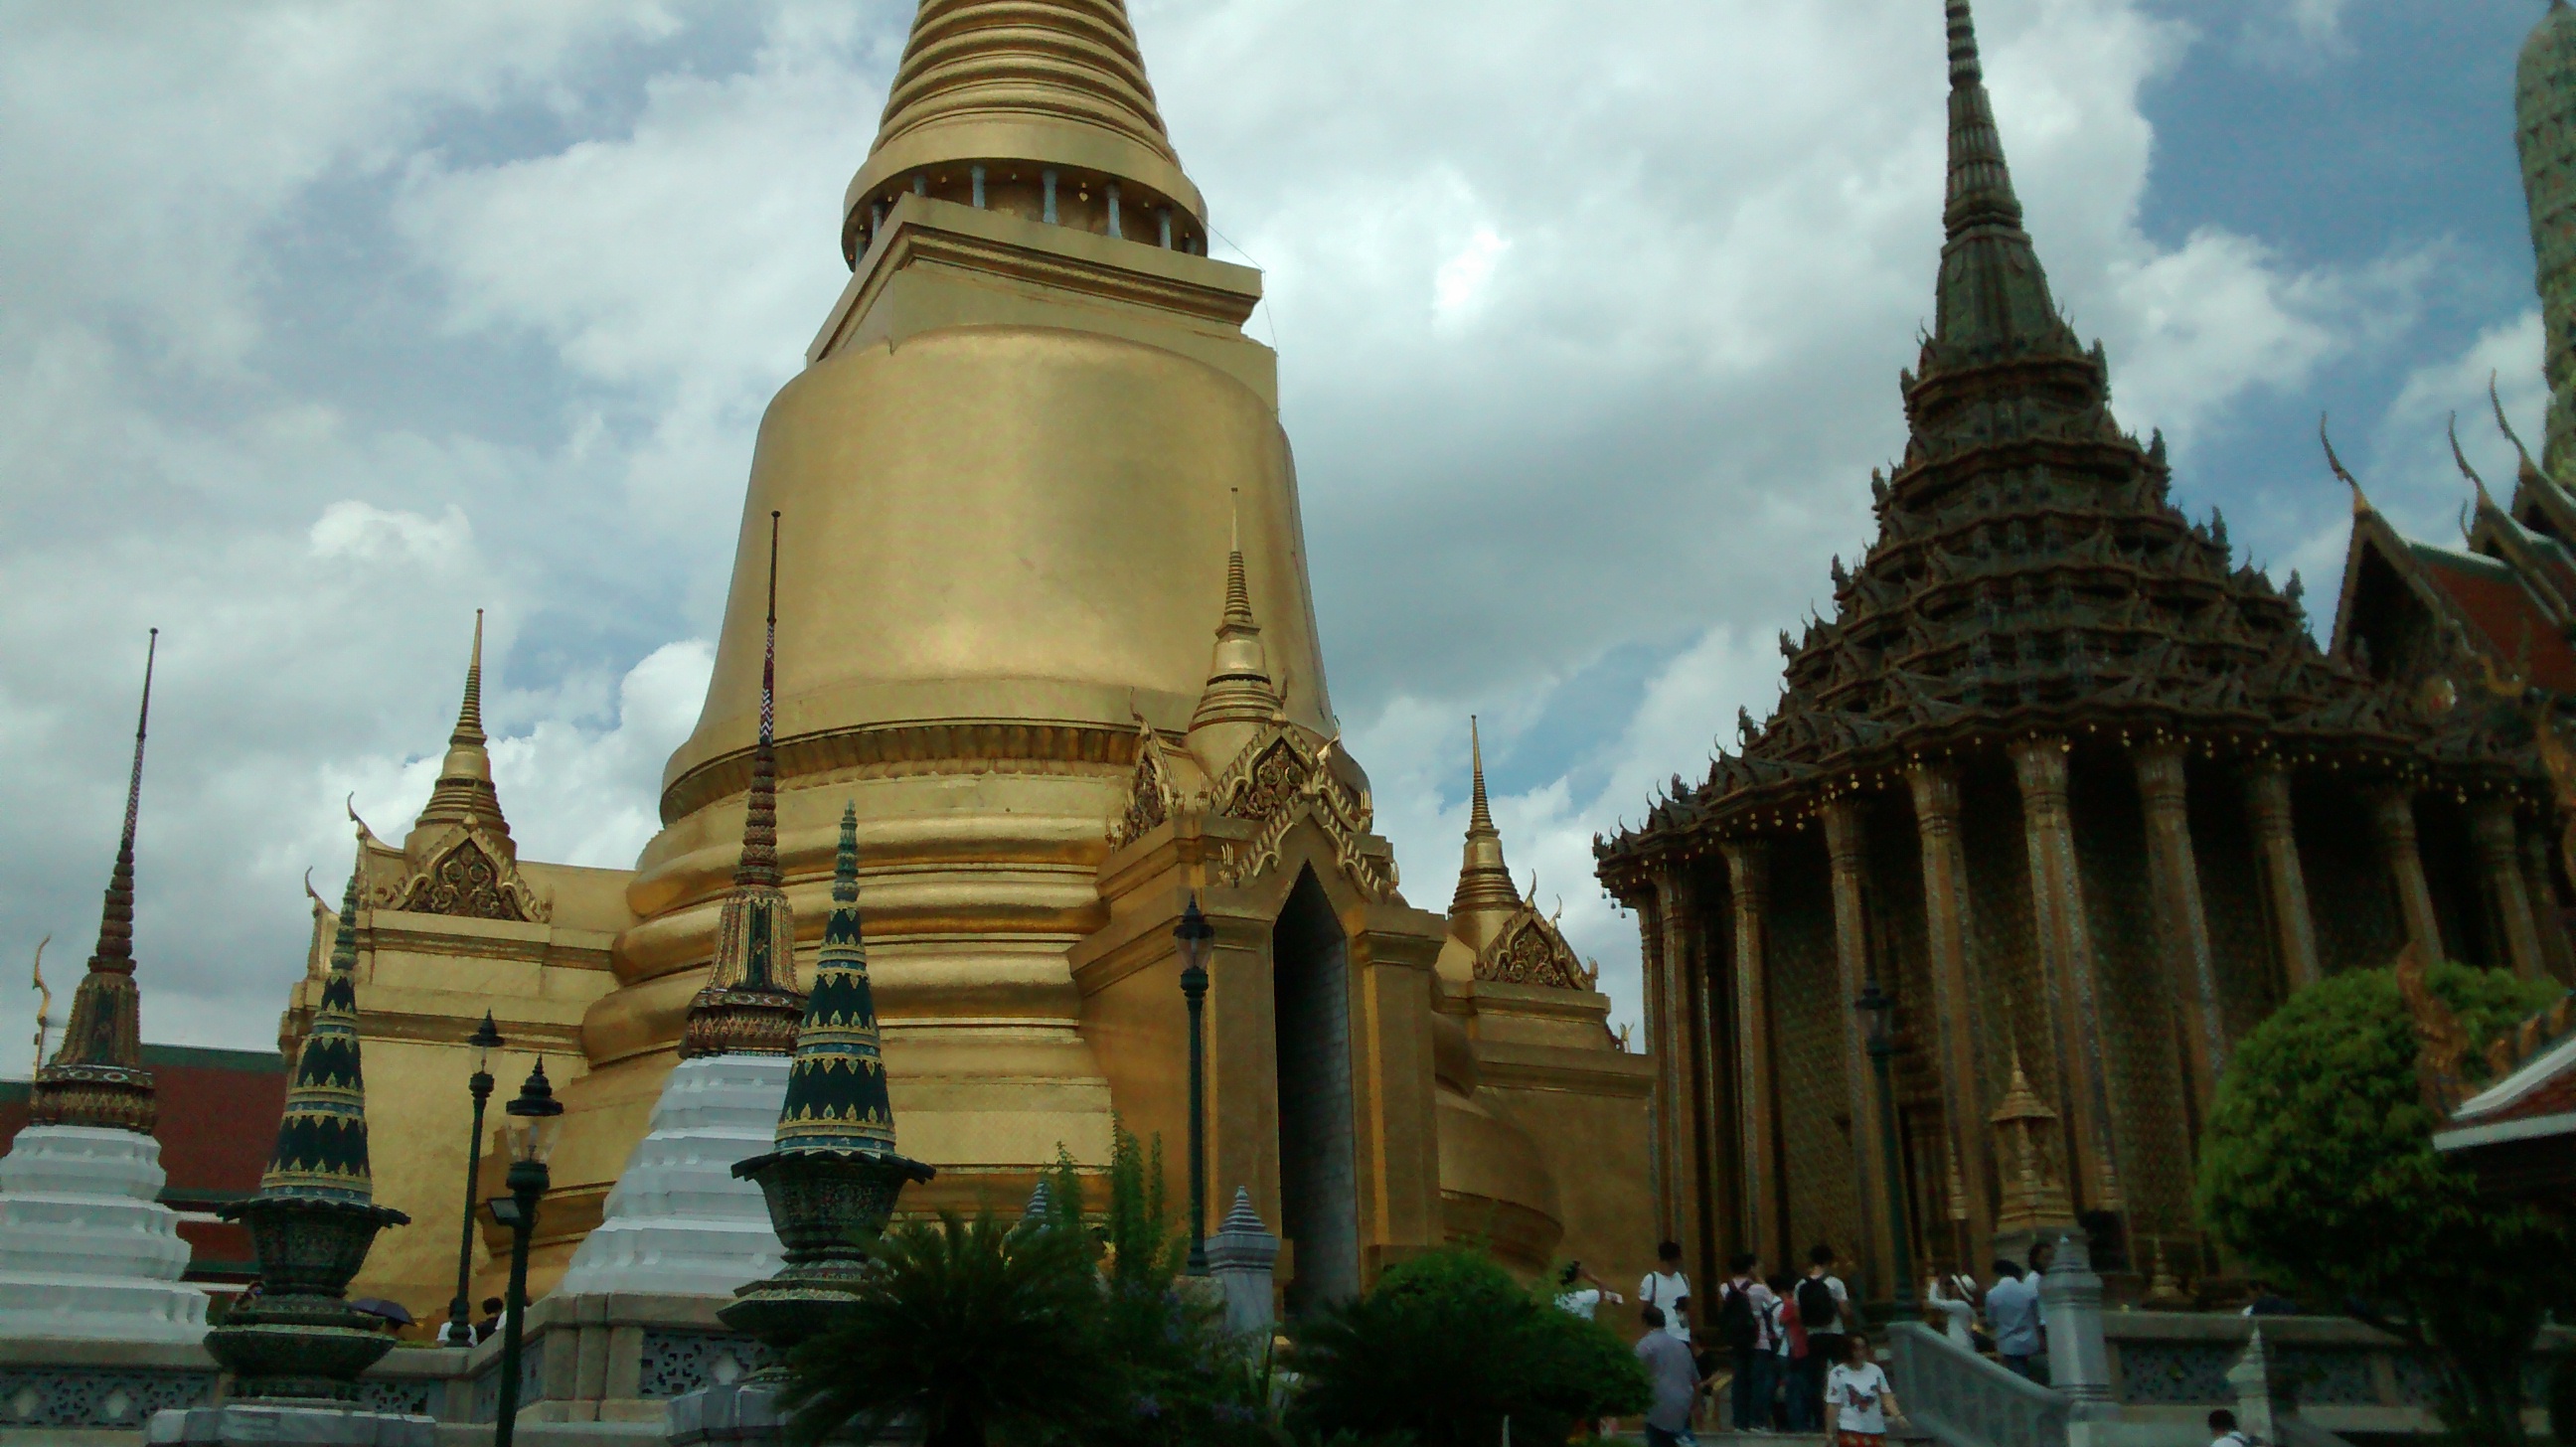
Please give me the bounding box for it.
[290,0,1649,1320]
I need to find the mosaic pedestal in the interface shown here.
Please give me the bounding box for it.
[0,1125,206,1342]
[557,1055,789,1300]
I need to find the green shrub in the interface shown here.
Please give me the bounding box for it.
[2196,961,2570,1445]
[1286,1246,1649,1447]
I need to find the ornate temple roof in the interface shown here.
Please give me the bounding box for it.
[255,869,379,1206]
[1439,722,1598,992]
[770,803,899,1155]
[32,631,160,1134]
[1599,0,2427,872]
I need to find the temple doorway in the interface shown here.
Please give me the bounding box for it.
[1274,867,1360,1314]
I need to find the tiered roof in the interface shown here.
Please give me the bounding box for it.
[1602,0,2427,869]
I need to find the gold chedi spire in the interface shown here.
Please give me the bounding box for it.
[1448,718,1523,951]
[844,0,1206,262]
[682,514,805,1059]
[1185,510,1284,772]
[32,629,160,1133]
[408,609,512,852]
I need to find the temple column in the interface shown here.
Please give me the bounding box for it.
[2371,787,2444,964]
[1637,884,1674,1242]
[2471,796,2549,981]
[2135,741,2225,1114]
[2011,737,2122,1216]
[2520,821,2576,981]
[1656,869,1708,1264]
[1690,903,1733,1278]
[2243,760,2322,994]
[1895,772,1996,1261]
[1820,800,1893,1293]
[1720,841,1779,1268]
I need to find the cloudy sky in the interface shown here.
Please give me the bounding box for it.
[0,0,2551,1061]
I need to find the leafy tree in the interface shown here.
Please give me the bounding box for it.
[778,1210,1117,1447]
[1286,1246,1650,1447]
[2196,960,2569,1444]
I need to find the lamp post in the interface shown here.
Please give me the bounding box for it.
[489,1059,563,1447]
[444,1011,504,1348]
[1853,980,1916,1315]
[1176,893,1215,1276]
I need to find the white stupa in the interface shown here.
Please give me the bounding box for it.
[556,593,804,1301]
[552,1053,789,1298]
[0,633,209,1342]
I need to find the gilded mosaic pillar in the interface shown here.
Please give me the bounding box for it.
[2470,797,2549,981]
[1656,870,1708,1262]
[2243,760,2321,994]
[1720,841,1778,1267]
[2134,741,2224,1113]
[1636,885,1673,1241]
[2519,822,2575,981]
[2371,787,2444,965]
[1893,773,1995,1259]
[1822,799,1898,1289]
[2010,737,2122,1215]
[1690,899,1732,1276]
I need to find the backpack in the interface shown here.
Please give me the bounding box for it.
[1716,1281,1759,1352]
[1797,1276,1840,1333]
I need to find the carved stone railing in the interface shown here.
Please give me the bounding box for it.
[1887,1321,2073,1447]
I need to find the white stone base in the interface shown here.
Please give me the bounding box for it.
[553,1055,787,1301]
[0,1125,206,1343]
[146,1402,434,1446]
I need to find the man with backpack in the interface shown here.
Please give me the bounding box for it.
[1715,1253,1776,1433]
[1795,1246,1847,1429]
[1640,1239,1692,1344]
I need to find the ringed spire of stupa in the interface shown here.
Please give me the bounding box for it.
[2520,0,2576,473]
[32,629,161,1134]
[681,513,805,1059]
[771,802,899,1156]
[1449,719,1524,950]
[256,867,380,1205]
[843,0,1206,263]
[407,609,512,853]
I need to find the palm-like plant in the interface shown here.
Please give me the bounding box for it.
[779,1210,1115,1447]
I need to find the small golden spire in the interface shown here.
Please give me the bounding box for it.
[410,611,511,850]
[1449,717,1524,944]
[1188,509,1279,736]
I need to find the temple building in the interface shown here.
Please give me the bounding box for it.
[1594,0,2573,1308]
[280,0,1648,1321]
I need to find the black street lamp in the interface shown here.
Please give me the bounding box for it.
[1854,980,1917,1316]
[445,1011,504,1348]
[489,1059,563,1447]
[1176,893,1215,1276]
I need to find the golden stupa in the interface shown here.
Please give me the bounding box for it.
[288,0,1650,1321]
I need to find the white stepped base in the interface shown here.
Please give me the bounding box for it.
[554,1053,787,1300]
[0,1124,207,1342]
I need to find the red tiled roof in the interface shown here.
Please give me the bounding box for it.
[2416,551,2576,693]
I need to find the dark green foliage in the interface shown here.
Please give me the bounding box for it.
[778,1210,1116,1447]
[2196,962,2570,1445]
[1286,1247,1650,1447]
[783,1126,1265,1447]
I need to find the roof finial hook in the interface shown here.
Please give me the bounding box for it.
[2450,411,2497,512]
[2321,413,2372,516]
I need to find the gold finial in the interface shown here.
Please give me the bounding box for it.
[453,608,486,748]
[2451,413,2499,514]
[2322,414,2375,517]
[30,935,50,1079]
[1188,505,1278,737]
[1450,715,1522,928]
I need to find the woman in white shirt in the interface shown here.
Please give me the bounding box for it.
[1925,1270,1979,1351]
[1825,1335,1903,1444]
